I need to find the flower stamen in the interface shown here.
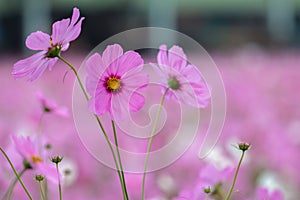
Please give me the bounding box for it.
[30,155,43,164]
[106,77,121,92]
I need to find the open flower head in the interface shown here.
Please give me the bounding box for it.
[12,7,84,81]
[36,91,69,117]
[86,44,149,121]
[12,135,60,183]
[153,45,210,108]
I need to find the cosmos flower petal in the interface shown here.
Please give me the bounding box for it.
[11,135,38,163]
[86,53,105,94]
[122,67,149,90]
[102,44,123,71]
[63,17,85,44]
[168,45,187,71]
[157,45,168,66]
[180,64,202,82]
[70,7,80,26]
[51,19,71,44]
[90,86,111,116]
[114,51,144,76]
[129,91,146,112]
[28,57,58,82]
[26,31,51,51]
[36,163,61,184]
[111,92,130,121]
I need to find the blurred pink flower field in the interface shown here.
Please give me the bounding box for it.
[0,48,299,199]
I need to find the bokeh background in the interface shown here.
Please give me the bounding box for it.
[0,0,300,199]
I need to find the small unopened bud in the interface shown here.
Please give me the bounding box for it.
[51,156,63,164]
[64,169,71,176]
[43,106,52,113]
[45,143,52,150]
[203,187,211,194]
[35,175,44,182]
[238,142,250,152]
[23,159,32,169]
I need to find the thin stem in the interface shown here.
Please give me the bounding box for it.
[44,179,48,200]
[3,168,26,200]
[225,150,245,200]
[141,89,169,200]
[38,181,46,200]
[58,56,124,198]
[112,121,129,200]
[37,112,44,154]
[56,163,62,200]
[0,147,32,200]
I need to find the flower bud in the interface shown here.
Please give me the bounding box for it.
[35,175,44,182]
[203,187,211,194]
[238,142,250,152]
[51,156,63,164]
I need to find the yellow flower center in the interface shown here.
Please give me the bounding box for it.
[106,77,121,92]
[31,155,43,164]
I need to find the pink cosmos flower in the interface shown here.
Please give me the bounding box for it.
[36,91,69,117]
[173,164,233,200]
[12,7,84,81]
[153,45,210,107]
[254,187,284,200]
[86,44,149,120]
[12,135,59,183]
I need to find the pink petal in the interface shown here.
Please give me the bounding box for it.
[129,91,146,112]
[36,163,61,184]
[85,53,105,95]
[110,92,130,121]
[12,51,45,77]
[63,17,84,44]
[70,7,80,26]
[53,106,69,118]
[114,51,144,76]
[51,19,70,44]
[180,64,203,82]
[102,44,123,71]
[61,42,70,52]
[157,45,168,66]
[168,45,187,71]
[192,82,210,107]
[90,85,111,116]
[271,190,284,200]
[26,31,51,51]
[28,57,58,82]
[173,82,199,107]
[122,67,149,90]
[11,135,37,161]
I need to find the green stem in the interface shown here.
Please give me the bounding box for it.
[0,147,32,200]
[44,179,48,200]
[141,89,168,200]
[58,56,125,198]
[3,168,26,200]
[112,121,129,200]
[225,150,245,200]
[56,163,62,200]
[37,112,44,155]
[38,181,46,200]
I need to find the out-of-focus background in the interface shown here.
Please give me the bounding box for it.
[0,1,300,200]
[1,0,300,53]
